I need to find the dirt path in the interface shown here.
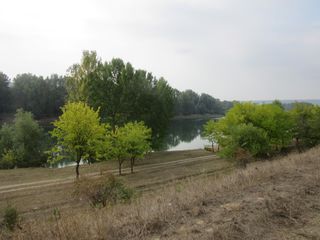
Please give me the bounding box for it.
[0,154,218,194]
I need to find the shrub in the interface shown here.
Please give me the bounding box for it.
[74,174,135,207]
[3,205,18,231]
[0,150,16,169]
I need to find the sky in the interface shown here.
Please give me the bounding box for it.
[0,0,319,101]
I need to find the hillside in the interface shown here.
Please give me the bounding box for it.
[2,147,320,239]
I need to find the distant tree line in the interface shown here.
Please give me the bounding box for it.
[174,90,233,116]
[0,53,233,122]
[0,73,66,118]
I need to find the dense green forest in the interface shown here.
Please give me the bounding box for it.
[0,52,232,121]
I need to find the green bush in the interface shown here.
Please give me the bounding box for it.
[0,150,16,169]
[0,109,47,169]
[74,174,135,207]
[3,206,18,231]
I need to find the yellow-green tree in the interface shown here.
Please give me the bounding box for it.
[106,122,151,175]
[203,119,220,152]
[120,122,151,173]
[50,102,107,178]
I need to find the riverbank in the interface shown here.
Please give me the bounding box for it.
[0,149,230,221]
[3,146,320,239]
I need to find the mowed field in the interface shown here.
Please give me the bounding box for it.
[0,149,231,220]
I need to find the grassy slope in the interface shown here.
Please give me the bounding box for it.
[2,147,320,239]
[0,150,210,187]
[0,150,231,219]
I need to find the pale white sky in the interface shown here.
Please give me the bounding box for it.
[0,0,319,100]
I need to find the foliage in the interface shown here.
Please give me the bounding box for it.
[0,123,14,154]
[74,174,134,207]
[50,102,107,177]
[13,109,47,167]
[0,150,16,169]
[174,90,233,116]
[118,121,151,173]
[66,51,176,140]
[105,121,151,175]
[3,205,18,231]
[203,119,220,151]
[12,73,66,117]
[219,123,270,158]
[290,103,320,148]
[0,72,11,113]
[0,110,46,169]
[206,102,296,163]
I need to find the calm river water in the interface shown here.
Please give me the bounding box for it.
[46,118,213,167]
[156,118,211,151]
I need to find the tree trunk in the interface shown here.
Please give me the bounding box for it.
[76,161,80,179]
[130,157,135,174]
[75,152,81,179]
[296,137,301,153]
[212,142,214,152]
[118,158,122,175]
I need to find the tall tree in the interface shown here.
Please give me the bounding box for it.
[50,102,107,178]
[66,51,175,138]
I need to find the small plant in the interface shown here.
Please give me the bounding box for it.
[3,205,18,231]
[74,174,135,207]
[0,150,16,169]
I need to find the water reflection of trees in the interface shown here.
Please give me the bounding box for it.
[153,119,208,151]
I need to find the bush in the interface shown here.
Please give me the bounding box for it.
[3,206,18,231]
[0,150,16,169]
[220,124,270,160]
[74,174,135,207]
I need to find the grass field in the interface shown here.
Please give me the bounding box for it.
[0,149,231,220]
[2,147,320,239]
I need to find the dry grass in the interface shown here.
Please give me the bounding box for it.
[2,147,320,239]
[0,151,228,218]
[0,149,210,187]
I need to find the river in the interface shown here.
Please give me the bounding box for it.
[45,117,213,167]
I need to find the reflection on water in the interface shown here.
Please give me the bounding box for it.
[43,117,214,167]
[154,118,212,151]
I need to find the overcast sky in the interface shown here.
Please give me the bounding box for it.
[0,0,319,100]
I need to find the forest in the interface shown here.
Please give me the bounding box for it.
[0,51,232,121]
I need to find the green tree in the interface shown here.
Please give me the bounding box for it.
[105,122,151,175]
[0,110,46,168]
[203,119,220,152]
[12,73,66,117]
[66,51,175,141]
[291,103,314,148]
[12,109,46,167]
[0,72,11,113]
[105,126,129,176]
[119,122,151,173]
[50,102,107,178]
[66,51,102,103]
[211,102,295,162]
